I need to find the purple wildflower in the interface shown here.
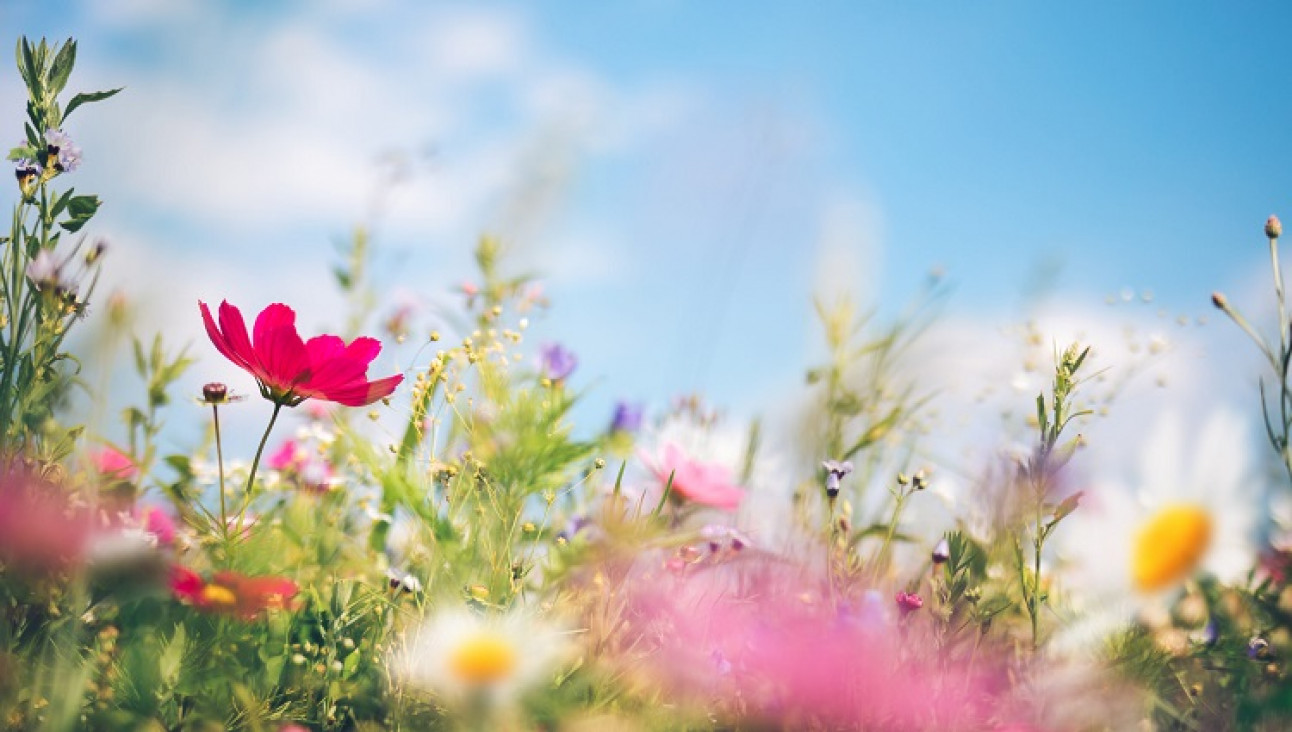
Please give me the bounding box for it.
[13,158,42,182]
[44,129,82,173]
[26,250,66,291]
[540,343,578,382]
[821,459,853,498]
[610,401,643,433]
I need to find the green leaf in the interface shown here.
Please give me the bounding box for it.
[60,194,101,233]
[159,624,186,687]
[17,38,39,94]
[6,145,37,162]
[62,87,122,121]
[47,39,76,97]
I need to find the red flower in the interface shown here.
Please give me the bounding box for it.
[170,565,299,620]
[199,300,403,407]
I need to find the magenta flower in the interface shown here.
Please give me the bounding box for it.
[647,443,746,511]
[895,591,924,616]
[200,300,403,407]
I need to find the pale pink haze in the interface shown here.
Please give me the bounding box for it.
[199,300,403,407]
[628,560,997,728]
[647,443,746,511]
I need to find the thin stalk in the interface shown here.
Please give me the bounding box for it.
[212,403,227,539]
[1272,236,1287,356]
[237,401,283,534]
[1031,496,1043,650]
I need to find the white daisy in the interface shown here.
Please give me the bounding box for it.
[393,608,572,706]
[1053,407,1258,652]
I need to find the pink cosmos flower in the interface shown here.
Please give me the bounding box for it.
[200,300,403,407]
[647,443,746,511]
[92,446,138,481]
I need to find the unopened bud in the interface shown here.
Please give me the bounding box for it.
[1267,215,1283,240]
[202,383,228,403]
[1211,291,1228,310]
[932,537,950,565]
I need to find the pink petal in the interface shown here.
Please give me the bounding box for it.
[201,301,252,371]
[256,324,310,392]
[304,336,381,392]
[216,301,260,374]
[320,373,404,406]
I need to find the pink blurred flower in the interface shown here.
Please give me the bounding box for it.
[199,300,403,407]
[625,560,997,728]
[646,443,746,511]
[92,447,138,481]
[140,505,176,546]
[0,473,94,573]
[267,439,336,493]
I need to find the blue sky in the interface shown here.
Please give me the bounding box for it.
[4,1,1289,460]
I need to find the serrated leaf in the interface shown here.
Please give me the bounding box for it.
[62,87,122,121]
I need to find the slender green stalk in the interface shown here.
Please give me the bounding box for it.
[212,402,227,538]
[237,401,283,534]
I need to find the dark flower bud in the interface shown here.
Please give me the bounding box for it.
[202,382,228,403]
[1211,292,1227,310]
[1267,215,1283,240]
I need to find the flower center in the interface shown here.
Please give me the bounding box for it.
[448,632,517,685]
[200,584,238,609]
[1132,504,1212,592]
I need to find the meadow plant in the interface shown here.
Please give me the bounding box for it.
[1,34,1292,731]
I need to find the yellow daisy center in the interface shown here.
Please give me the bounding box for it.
[1132,504,1212,592]
[449,632,517,685]
[200,584,238,608]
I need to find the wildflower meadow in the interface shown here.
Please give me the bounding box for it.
[2,25,1292,732]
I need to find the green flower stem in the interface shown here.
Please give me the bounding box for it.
[237,401,283,534]
[212,402,228,539]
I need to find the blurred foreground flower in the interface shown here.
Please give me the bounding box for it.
[1057,409,1256,646]
[170,566,299,620]
[647,443,746,511]
[0,473,94,573]
[199,300,403,407]
[394,609,571,708]
[627,560,997,728]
